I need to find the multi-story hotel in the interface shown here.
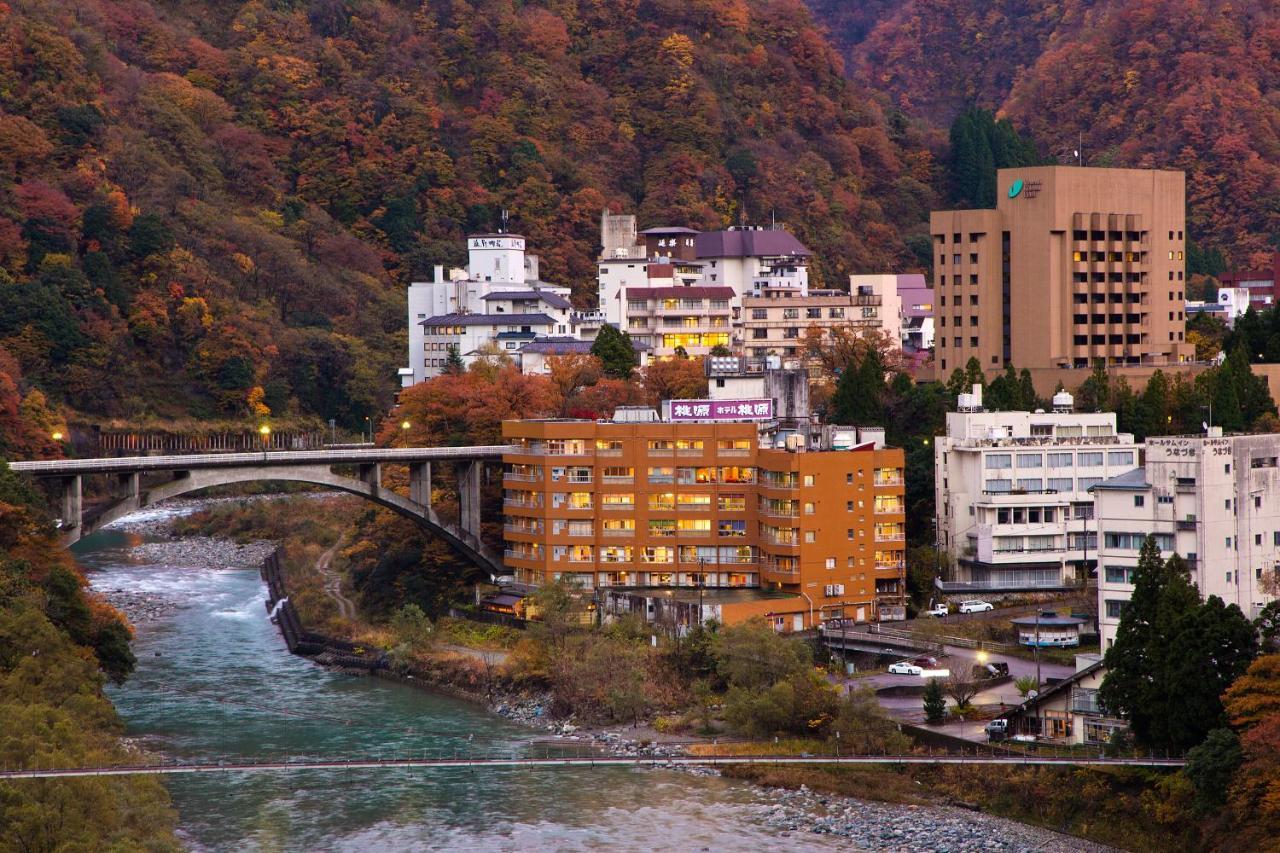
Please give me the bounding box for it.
[930,166,1194,375]
[935,387,1139,591]
[501,412,906,631]
[741,275,902,361]
[1093,430,1280,647]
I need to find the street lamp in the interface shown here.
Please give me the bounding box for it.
[258,424,271,447]
[51,431,63,442]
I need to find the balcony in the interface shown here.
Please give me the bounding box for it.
[504,549,541,562]
[503,498,542,509]
[874,505,904,515]
[676,448,705,458]
[759,507,800,519]
[875,561,906,571]
[601,502,634,511]
[717,448,751,458]
[874,477,904,487]
[601,475,633,484]
[602,528,635,537]
[503,523,543,535]
[875,533,906,543]
[503,472,540,483]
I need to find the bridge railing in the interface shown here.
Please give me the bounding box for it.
[8,445,519,474]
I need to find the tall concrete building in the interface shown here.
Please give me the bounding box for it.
[934,388,1138,591]
[501,412,906,631]
[1093,431,1280,647]
[931,166,1194,375]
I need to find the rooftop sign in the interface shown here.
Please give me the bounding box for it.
[666,398,773,421]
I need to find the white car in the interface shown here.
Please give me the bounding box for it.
[958,600,995,614]
[887,662,923,676]
[923,604,949,618]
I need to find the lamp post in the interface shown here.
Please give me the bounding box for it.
[364,416,372,445]
[258,424,271,449]
[400,420,411,448]
[51,431,63,442]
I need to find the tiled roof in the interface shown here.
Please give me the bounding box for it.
[640,226,700,235]
[622,286,736,299]
[519,335,651,354]
[1089,468,1150,491]
[420,313,555,327]
[695,229,810,259]
[480,290,573,309]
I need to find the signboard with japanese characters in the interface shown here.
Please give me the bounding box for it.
[667,398,773,421]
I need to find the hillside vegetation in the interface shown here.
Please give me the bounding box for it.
[0,0,935,430]
[818,0,1280,264]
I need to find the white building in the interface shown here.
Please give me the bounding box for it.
[934,388,1140,591]
[1093,430,1280,647]
[403,233,593,384]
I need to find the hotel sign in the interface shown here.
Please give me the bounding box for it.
[668,398,773,421]
[1008,178,1043,199]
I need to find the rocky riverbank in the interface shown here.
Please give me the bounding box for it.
[748,785,1114,852]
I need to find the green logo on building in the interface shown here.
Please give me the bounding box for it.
[1008,178,1025,198]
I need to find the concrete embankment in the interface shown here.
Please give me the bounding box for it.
[260,548,387,670]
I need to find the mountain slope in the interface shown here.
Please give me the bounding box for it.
[818,0,1280,264]
[0,0,934,430]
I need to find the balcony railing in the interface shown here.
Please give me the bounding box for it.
[602,528,634,537]
[875,561,906,571]
[503,498,542,509]
[875,533,906,542]
[601,502,634,511]
[503,523,543,535]
[874,505,904,515]
[601,475,633,484]
[503,473,540,483]
[874,477,904,487]
[504,549,541,561]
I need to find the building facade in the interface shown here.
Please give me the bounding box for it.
[501,414,906,630]
[740,275,901,361]
[1219,252,1280,310]
[1094,431,1280,647]
[930,166,1194,375]
[403,233,595,384]
[935,389,1139,591]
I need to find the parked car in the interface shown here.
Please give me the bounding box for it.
[923,603,950,618]
[985,719,1009,742]
[887,661,924,676]
[959,599,995,614]
[911,656,940,668]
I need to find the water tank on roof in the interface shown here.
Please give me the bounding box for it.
[1052,391,1074,413]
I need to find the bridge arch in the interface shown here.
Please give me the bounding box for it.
[67,462,503,578]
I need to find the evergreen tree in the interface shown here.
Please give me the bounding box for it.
[1102,544,1257,753]
[1137,369,1171,440]
[963,356,985,393]
[442,343,465,375]
[946,109,1041,207]
[830,349,886,425]
[923,678,946,724]
[1076,363,1110,412]
[590,324,638,379]
[945,367,969,401]
[1017,368,1038,410]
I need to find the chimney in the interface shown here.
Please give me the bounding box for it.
[434,264,444,283]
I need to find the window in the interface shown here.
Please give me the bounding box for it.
[804,531,816,543]
[803,475,815,487]
[1017,453,1042,468]
[751,308,767,319]
[985,454,1012,469]
[1047,452,1073,467]
[985,479,1012,493]
[1048,477,1073,492]
[1077,477,1102,491]
[718,520,746,537]
[1134,495,1145,507]
[1105,600,1127,619]
[1108,451,1135,466]
[1016,478,1043,491]
[1078,452,1104,467]
[1106,532,1173,550]
[1105,566,1136,585]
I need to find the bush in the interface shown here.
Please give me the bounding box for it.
[723,670,839,740]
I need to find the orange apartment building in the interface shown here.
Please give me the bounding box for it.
[501,416,906,631]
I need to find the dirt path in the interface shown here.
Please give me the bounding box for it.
[317,537,356,620]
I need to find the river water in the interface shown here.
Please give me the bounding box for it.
[74,509,852,852]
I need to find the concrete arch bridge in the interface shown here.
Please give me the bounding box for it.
[8,447,514,577]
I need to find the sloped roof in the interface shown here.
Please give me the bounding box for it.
[696,229,811,259]
[480,290,573,310]
[520,336,651,355]
[1089,468,1150,491]
[420,313,555,327]
[623,286,736,299]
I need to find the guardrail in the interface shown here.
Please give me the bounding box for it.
[8,445,517,474]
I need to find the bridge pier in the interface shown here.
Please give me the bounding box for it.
[358,463,381,489]
[458,460,482,545]
[57,475,82,533]
[409,462,432,508]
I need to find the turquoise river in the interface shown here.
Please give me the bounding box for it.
[74,508,850,852]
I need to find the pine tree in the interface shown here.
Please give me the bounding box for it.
[590,324,637,379]
[442,343,465,375]
[923,678,946,724]
[1017,368,1038,410]
[831,349,886,424]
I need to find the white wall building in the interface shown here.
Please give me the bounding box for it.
[935,389,1140,591]
[1093,430,1280,647]
[403,233,593,385]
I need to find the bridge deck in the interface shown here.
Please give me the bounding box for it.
[0,753,1186,779]
[7,446,516,475]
